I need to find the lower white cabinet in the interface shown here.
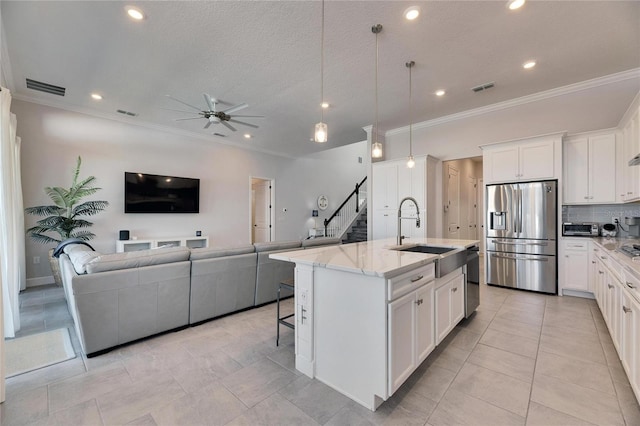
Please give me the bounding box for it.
[435,271,465,344]
[560,239,590,293]
[388,282,434,394]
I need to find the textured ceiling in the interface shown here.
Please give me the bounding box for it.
[2,1,639,157]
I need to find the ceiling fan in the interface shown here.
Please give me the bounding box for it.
[164,93,264,132]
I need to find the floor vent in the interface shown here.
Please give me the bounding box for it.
[116,109,138,117]
[471,82,495,93]
[26,78,65,96]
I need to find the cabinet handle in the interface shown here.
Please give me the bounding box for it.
[411,275,424,282]
[599,271,604,275]
[584,196,589,199]
[591,261,596,264]
[623,306,632,314]
[415,298,424,305]
[589,196,594,199]
[608,284,614,289]
[600,256,607,260]
[627,282,637,289]
[452,287,458,292]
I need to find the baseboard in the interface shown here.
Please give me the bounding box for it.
[26,276,55,287]
[562,288,595,299]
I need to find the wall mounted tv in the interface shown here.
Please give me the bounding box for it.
[124,172,200,213]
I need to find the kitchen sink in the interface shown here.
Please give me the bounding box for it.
[394,245,466,277]
[397,245,457,255]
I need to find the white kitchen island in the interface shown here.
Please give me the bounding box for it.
[270,237,479,411]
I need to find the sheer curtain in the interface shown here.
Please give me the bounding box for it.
[0,87,24,338]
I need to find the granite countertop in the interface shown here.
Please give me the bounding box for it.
[589,237,640,278]
[270,237,479,279]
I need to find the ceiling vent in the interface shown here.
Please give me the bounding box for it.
[116,109,138,117]
[471,82,495,93]
[213,133,226,137]
[26,78,65,96]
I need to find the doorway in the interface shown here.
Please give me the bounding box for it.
[251,177,274,244]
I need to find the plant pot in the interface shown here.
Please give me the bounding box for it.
[48,248,63,287]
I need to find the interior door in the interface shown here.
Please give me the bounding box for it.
[467,177,477,241]
[445,165,460,238]
[252,179,271,243]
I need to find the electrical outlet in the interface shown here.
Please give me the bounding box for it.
[612,216,619,224]
[33,256,40,264]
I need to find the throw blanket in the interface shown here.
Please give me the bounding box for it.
[52,239,95,258]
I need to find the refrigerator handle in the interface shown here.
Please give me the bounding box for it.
[518,188,523,235]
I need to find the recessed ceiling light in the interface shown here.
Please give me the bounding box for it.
[435,90,446,97]
[126,6,145,20]
[404,6,421,20]
[244,133,252,139]
[321,102,329,109]
[507,0,525,10]
[523,60,536,69]
[90,93,103,100]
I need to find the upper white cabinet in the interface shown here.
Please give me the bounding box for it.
[621,106,640,202]
[563,132,617,204]
[372,162,398,210]
[482,134,562,184]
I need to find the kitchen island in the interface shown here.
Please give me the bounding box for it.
[270,237,479,411]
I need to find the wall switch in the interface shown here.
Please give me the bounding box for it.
[33,256,40,264]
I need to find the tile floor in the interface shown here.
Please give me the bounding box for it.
[2,274,640,425]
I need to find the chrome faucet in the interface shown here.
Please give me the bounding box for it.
[397,196,421,245]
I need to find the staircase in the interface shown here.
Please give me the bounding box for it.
[342,207,368,244]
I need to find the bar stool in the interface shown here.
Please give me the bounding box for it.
[276,277,295,346]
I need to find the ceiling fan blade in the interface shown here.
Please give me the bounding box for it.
[204,120,213,129]
[223,103,248,114]
[174,117,204,121]
[228,119,259,129]
[165,95,203,112]
[221,121,237,132]
[160,107,199,114]
[231,115,265,119]
[203,93,215,111]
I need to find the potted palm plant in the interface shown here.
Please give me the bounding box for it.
[25,156,109,285]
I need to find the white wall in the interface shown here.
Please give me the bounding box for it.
[13,100,365,282]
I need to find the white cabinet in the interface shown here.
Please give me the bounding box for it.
[435,270,465,344]
[560,239,590,293]
[372,156,432,240]
[483,137,558,183]
[621,108,640,202]
[388,281,434,394]
[116,235,208,252]
[563,133,617,204]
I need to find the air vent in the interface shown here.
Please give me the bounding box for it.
[471,82,495,93]
[213,133,226,137]
[26,78,65,96]
[116,109,138,117]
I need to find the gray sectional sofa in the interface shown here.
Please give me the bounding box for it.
[58,237,341,356]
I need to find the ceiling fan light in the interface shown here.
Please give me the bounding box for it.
[314,122,328,143]
[407,155,415,169]
[372,142,383,158]
[507,0,525,10]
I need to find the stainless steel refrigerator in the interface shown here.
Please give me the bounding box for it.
[485,180,557,294]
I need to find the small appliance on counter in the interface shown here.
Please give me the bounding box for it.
[601,223,617,237]
[562,222,599,237]
[625,217,640,238]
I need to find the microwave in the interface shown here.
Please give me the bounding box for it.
[562,222,599,236]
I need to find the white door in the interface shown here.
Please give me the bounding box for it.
[445,165,460,238]
[467,177,477,241]
[477,178,485,254]
[252,179,272,243]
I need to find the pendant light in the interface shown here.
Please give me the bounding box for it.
[406,60,415,168]
[371,24,383,159]
[314,0,327,143]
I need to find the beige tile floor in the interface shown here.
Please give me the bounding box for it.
[2,270,640,425]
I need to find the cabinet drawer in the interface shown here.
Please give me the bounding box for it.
[388,263,435,301]
[562,240,588,251]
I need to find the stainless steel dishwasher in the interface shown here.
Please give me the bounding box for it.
[465,246,480,318]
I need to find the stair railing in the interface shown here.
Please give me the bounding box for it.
[324,176,367,238]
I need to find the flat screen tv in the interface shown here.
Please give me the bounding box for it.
[125,172,200,213]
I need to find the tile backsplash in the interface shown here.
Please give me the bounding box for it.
[562,204,640,237]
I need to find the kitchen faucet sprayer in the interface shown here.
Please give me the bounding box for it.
[397,197,420,245]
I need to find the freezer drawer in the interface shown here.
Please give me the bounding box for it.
[485,237,556,256]
[487,251,557,294]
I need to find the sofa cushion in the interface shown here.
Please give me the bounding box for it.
[64,244,101,274]
[253,240,301,253]
[85,246,190,274]
[189,245,255,261]
[302,237,342,248]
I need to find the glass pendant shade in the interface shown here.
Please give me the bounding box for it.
[372,141,383,158]
[314,122,328,143]
[407,155,415,169]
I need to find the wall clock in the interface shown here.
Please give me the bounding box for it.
[317,195,329,210]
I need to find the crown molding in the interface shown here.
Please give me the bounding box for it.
[12,94,296,159]
[386,68,640,137]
